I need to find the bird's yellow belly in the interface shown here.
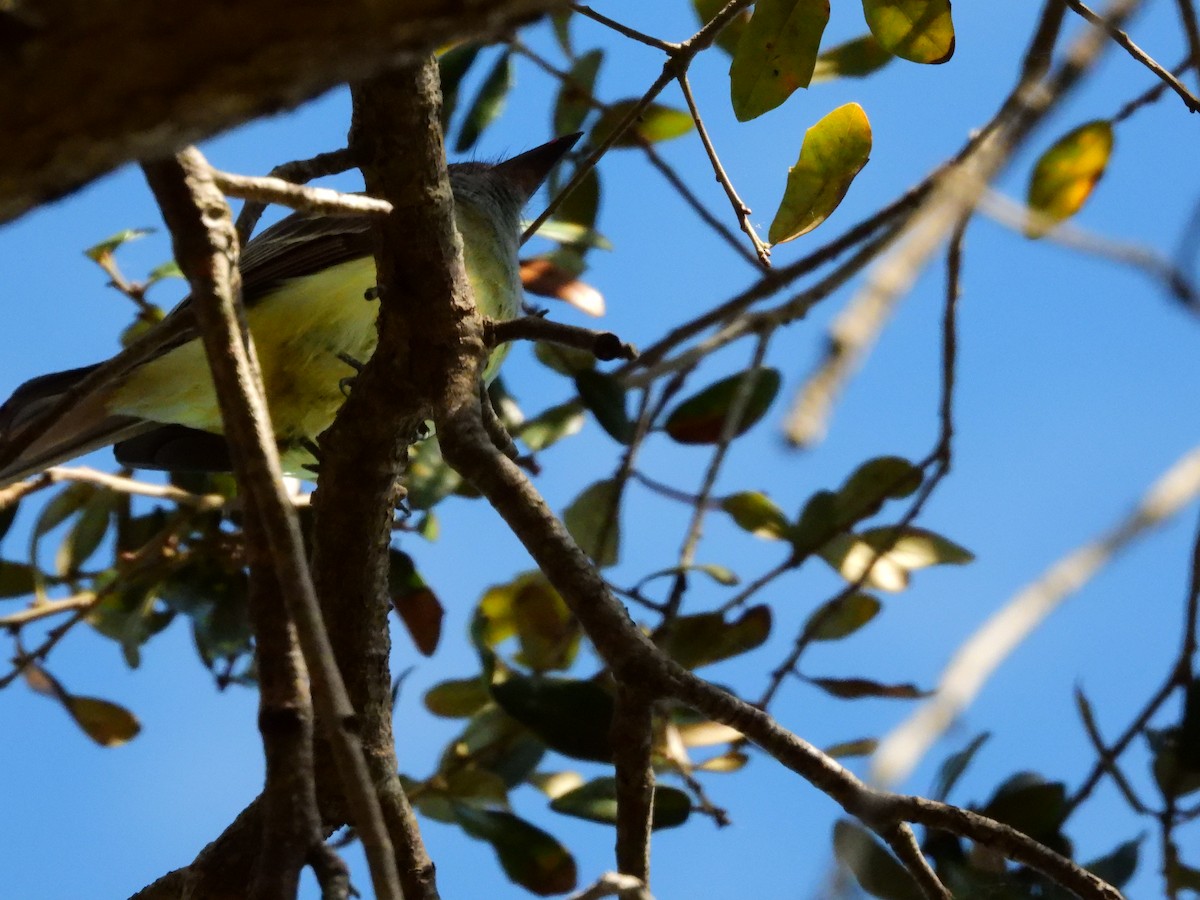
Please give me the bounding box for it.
[109,258,379,450]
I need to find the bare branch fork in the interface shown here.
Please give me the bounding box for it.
[140,149,403,899]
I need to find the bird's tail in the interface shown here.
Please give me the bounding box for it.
[0,364,152,487]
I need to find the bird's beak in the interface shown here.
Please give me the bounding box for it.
[495,132,583,202]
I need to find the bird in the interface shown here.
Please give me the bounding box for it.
[0,133,580,486]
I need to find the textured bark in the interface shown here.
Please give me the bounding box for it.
[0,0,564,223]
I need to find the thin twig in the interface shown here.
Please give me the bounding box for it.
[676,72,771,266]
[569,3,679,52]
[1064,0,1200,111]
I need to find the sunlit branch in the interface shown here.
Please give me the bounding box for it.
[233,147,356,244]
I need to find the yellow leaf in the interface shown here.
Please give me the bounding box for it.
[768,103,872,244]
[729,0,830,122]
[861,0,955,64]
[1026,120,1114,238]
[66,696,142,747]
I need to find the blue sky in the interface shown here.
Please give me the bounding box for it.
[2,3,1199,898]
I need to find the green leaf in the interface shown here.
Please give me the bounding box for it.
[0,560,37,597]
[658,605,771,669]
[808,677,929,700]
[768,103,872,244]
[980,772,1067,842]
[574,370,633,444]
[84,228,152,262]
[550,777,691,829]
[811,34,893,83]
[425,677,491,718]
[931,732,989,802]
[563,479,621,568]
[1026,120,1114,238]
[455,50,514,153]
[729,0,829,121]
[832,819,925,900]
[664,368,782,445]
[861,0,955,64]
[819,525,972,592]
[145,260,183,284]
[1084,835,1142,890]
[554,49,603,136]
[721,491,789,540]
[802,592,881,641]
[693,0,752,55]
[591,100,693,147]
[517,402,586,452]
[439,44,481,129]
[453,806,578,896]
[491,674,615,762]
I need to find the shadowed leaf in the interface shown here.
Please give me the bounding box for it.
[1084,836,1142,890]
[980,772,1067,842]
[769,103,872,244]
[665,368,782,445]
[453,806,578,896]
[563,478,621,567]
[574,371,633,445]
[455,50,513,152]
[932,732,989,801]
[730,0,830,121]
[802,592,881,641]
[809,676,929,700]
[550,777,691,829]
[861,0,955,64]
[658,605,771,669]
[491,674,615,762]
[833,819,925,900]
[554,49,603,136]
[812,34,893,82]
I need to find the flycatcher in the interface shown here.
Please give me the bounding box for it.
[0,134,579,485]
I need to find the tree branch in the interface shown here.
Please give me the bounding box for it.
[0,0,566,224]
